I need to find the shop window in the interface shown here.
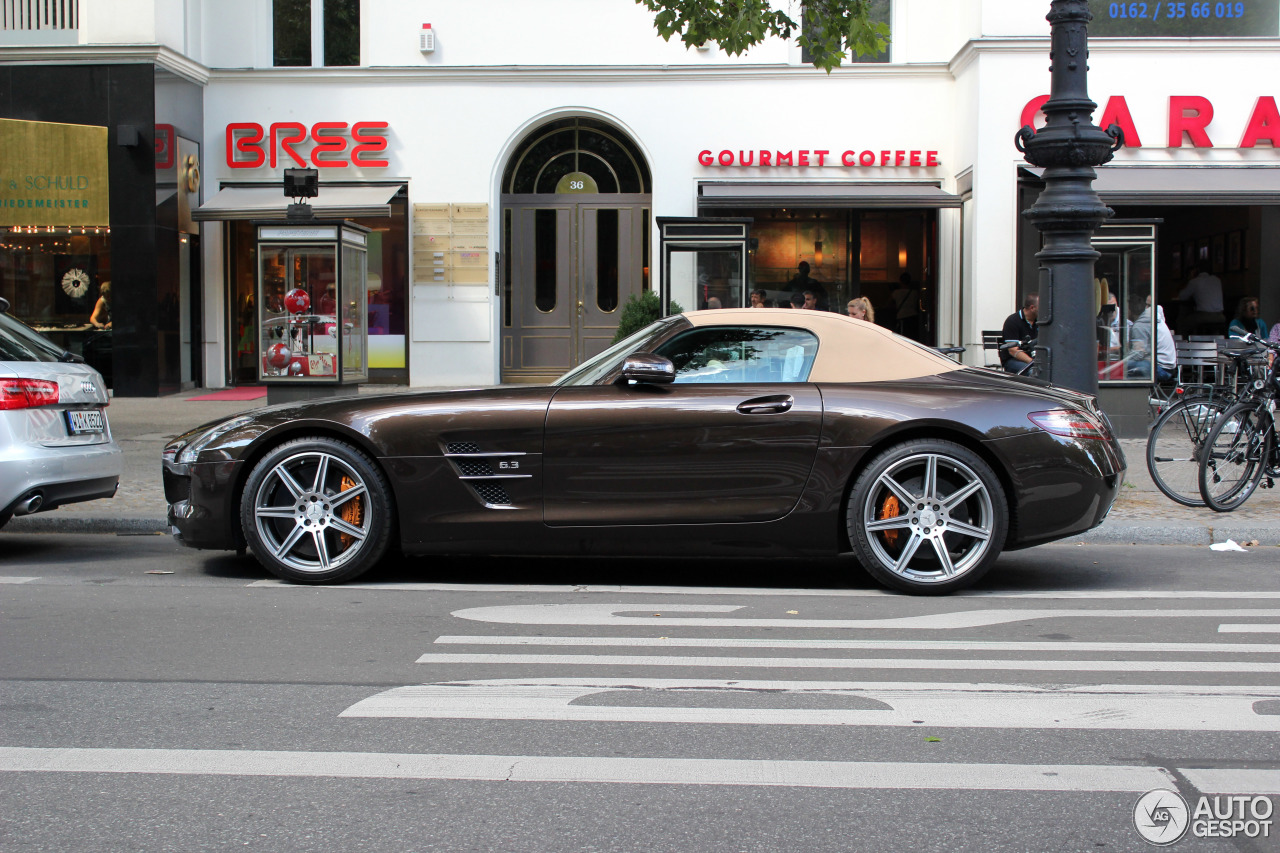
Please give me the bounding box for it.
[228,195,406,385]
[273,0,360,67]
[0,226,113,386]
[801,0,891,64]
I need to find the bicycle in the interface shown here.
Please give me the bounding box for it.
[998,338,1044,379]
[1145,345,1264,508]
[1196,333,1280,512]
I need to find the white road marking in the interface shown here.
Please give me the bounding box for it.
[1220,624,1280,634]
[415,652,1280,674]
[246,579,1280,599]
[435,635,1280,654]
[1180,768,1280,794]
[0,746,1178,792]
[0,577,37,584]
[451,603,1280,630]
[342,679,1280,731]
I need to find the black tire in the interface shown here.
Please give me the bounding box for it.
[239,437,394,583]
[846,439,1008,595]
[1146,395,1231,508]
[1198,403,1271,512]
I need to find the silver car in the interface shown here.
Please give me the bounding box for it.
[0,297,121,529]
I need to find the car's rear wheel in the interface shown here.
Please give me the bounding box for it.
[847,439,1008,594]
[240,437,393,583]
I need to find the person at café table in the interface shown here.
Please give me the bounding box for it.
[1227,296,1269,340]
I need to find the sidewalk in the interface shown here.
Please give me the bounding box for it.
[6,388,1279,546]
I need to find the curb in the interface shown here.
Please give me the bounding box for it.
[5,516,169,535]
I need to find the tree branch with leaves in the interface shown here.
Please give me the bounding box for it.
[636,0,890,72]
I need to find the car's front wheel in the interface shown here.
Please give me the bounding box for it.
[847,439,1008,594]
[239,437,394,583]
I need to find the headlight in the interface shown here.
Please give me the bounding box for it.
[176,415,255,464]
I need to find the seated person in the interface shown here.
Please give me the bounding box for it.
[1127,295,1176,382]
[1227,296,1269,340]
[1000,294,1038,372]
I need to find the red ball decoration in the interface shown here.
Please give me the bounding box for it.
[284,288,310,314]
[266,342,291,369]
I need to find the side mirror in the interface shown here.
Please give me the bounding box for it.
[620,353,675,385]
[0,296,8,314]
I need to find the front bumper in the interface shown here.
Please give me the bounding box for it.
[163,457,244,550]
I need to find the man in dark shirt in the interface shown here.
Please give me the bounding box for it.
[1001,293,1038,372]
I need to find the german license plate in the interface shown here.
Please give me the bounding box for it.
[65,409,105,435]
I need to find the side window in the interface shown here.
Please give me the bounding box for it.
[654,327,819,384]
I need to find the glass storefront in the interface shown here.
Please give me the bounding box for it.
[228,195,408,385]
[0,226,114,384]
[706,207,940,344]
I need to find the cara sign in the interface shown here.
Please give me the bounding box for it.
[1020,95,1280,148]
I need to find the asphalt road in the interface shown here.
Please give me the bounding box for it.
[2,534,1279,852]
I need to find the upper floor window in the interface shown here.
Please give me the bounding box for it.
[802,0,891,65]
[274,0,360,67]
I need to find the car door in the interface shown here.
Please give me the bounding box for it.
[543,324,823,526]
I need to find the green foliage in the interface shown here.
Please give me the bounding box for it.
[635,0,890,72]
[612,290,684,344]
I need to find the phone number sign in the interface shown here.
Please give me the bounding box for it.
[1093,1,1280,37]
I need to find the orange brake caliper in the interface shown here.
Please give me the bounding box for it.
[337,476,364,549]
[879,494,901,547]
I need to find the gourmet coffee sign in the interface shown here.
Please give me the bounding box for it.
[699,148,941,169]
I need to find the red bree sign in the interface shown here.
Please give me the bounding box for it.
[225,121,390,169]
[698,148,941,168]
[1020,95,1280,148]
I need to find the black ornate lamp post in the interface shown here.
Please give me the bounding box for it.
[1015,0,1123,394]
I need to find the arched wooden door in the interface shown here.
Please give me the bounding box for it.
[500,118,651,384]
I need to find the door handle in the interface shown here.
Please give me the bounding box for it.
[737,395,793,414]
[577,300,584,317]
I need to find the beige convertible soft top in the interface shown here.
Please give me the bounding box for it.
[683,308,964,383]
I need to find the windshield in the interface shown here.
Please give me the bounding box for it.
[553,316,687,386]
[0,311,66,362]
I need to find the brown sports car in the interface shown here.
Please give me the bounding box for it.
[163,309,1125,594]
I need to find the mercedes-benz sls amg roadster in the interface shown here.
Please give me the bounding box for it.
[163,309,1125,594]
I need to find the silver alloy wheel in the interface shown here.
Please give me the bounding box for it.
[860,452,995,584]
[252,450,372,574]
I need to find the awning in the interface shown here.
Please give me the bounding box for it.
[698,182,962,209]
[193,184,400,221]
[1023,167,1280,205]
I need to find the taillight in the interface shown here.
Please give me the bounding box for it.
[1029,409,1111,439]
[0,378,60,410]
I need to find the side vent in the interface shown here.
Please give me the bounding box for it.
[442,442,531,509]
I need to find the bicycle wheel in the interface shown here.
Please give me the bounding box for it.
[1146,396,1230,507]
[1198,402,1272,512]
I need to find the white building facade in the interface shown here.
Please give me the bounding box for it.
[4,0,1279,429]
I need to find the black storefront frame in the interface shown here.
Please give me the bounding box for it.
[0,62,204,396]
